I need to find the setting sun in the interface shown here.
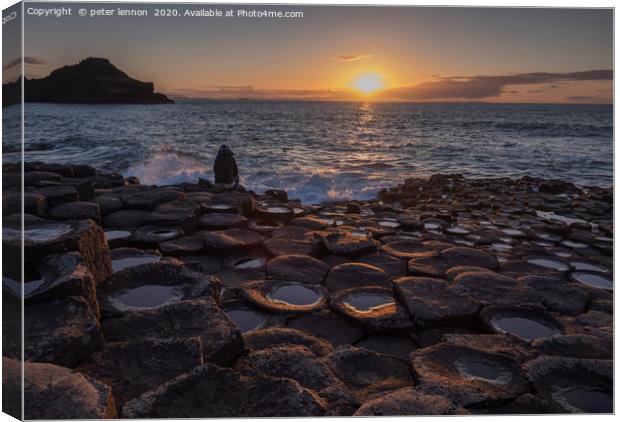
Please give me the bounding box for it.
[353,73,385,95]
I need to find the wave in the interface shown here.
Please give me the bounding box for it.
[123,149,211,186]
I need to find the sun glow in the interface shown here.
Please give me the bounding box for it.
[352,73,385,95]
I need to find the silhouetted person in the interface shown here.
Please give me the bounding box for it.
[213,144,239,190]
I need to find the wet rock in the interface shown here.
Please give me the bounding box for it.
[93,194,123,217]
[480,304,563,341]
[254,201,295,221]
[357,251,408,278]
[102,209,149,229]
[129,225,183,248]
[445,266,495,280]
[3,192,47,216]
[331,286,414,333]
[143,209,198,233]
[381,240,442,259]
[524,356,612,413]
[290,215,331,230]
[236,344,357,415]
[244,327,333,357]
[354,335,419,360]
[288,309,364,346]
[325,262,390,291]
[110,247,161,273]
[520,275,589,315]
[202,229,264,252]
[24,170,64,185]
[452,271,540,306]
[354,387,467,415]
[4,214,112,283]
[222,302,285,333]
[21,252,99,318]
[443,333,534,362]
[155,199,203,216]
[322,234,378,257]
[569,271,613,290]
[215,268,265,288]
[263,237,320,256]
[79,337,204,406]
[123,188,186,210]
[324,345,413,402]
[104,229,132,248]
[411,343,529,407]
[243,279,326,315]
[9,358,117,419]
[209,191,256,216]
[98,261,219,317]
[532,334,612,359]
[409,247,499,278]
[180,254,222,274]
[122,363,326,417]
[25,296,103,367]
[33,185,79,206]
[575,310,612,328]
[394,277,480,327]
[102,298,242,366]
[159,235,205,255]
[266,254,329,284]
[248,218,285,233]
[199,212,247,229]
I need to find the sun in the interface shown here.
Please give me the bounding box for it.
[352,73,385,95]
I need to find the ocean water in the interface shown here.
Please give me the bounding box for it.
[3,101,613,204]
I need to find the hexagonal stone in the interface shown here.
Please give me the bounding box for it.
[322,233,378,257]
[97,262,219,318]
[324,345,414,402]
[263,237,319,256]
[101,298,242,366]
[394,277,480,327]
[520,275,589,315]
[356,252,408,278]
[33,185,79,206]
[532,334,612,359]
[123,188,186,210]
[23,252,99,318]
[159,235,205,255]
[3,214,112,284]
[25,296,103,367]
[354,387,467,416]
[3,192,47,216]
[243,279,326,315]
[243,327,333,357]
[354,335,419,360]
[208,192,256,216]
[409,247,499,278]
[325,262,390,292]
[381,240,442,259]
[122,363,326,417]
[24,170,63,185]
[480,304,563,341]
[199,212,247,229]
[7,358,117,419]
[524,356,612,413]
[79,337,204,406]
[331,286,414,333]
[93,195,123,215]
[236,344,357,415]
[110,248,161,273]
[102,210,149,229]
[266,254,329,284]
[452,271,541,306]
[202,229,264,252]
[411,343,529,407]
[287,309,364,346]
[290,215,331,230]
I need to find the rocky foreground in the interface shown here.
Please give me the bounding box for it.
[2,162,613,418]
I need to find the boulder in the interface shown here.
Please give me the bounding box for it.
[79,337,204,406]
[25,296,103,367]
[101,298,243,366]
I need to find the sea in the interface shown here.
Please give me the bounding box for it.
[2,101,613,204]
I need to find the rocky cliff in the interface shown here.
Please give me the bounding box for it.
[3,58,173,106]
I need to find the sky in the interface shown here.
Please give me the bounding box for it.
[5,2,614,103]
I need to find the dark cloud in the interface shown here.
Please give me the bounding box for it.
[377,69,613,101]
[2,56,47,71]
[566,96,594,100]
[527,90,544,93]
[336,55,372,62]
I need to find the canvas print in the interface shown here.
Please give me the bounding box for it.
[1,1,614,419]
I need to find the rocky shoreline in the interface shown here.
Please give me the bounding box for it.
[2,162,613,418]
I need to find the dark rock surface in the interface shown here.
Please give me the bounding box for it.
[121,363,326,417]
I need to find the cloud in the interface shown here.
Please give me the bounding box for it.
[377,69,613,101]
[566,96,594,100]
[2,56,47,71]
[336,54,372,62]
